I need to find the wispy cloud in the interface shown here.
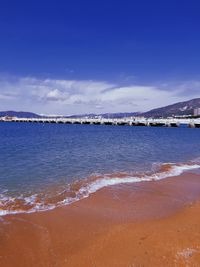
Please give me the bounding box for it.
[0,75,200,114]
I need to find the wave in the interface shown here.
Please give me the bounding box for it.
[0,161,200,216]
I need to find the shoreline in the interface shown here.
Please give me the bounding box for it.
[1,172,200,266]
[1,161,200,216]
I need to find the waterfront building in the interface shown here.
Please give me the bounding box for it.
[194,108,200,116]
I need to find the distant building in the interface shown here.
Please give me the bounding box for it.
[194,108,200,116]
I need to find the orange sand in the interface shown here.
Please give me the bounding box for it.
[0,172,200,267]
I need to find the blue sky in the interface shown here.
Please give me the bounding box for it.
[0,0,200,114]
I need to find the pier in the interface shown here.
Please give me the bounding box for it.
[1,116,200,128]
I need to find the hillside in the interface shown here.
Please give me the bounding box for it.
[1,98,200,119]
[0,111,41,118]
[67,112,140,118]
[142,98,200,118]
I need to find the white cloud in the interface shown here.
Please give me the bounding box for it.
[45,89,69,101]
[0,75,200,114]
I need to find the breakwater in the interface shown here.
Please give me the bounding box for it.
[1,117,200,127]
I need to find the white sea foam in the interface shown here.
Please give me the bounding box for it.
[0,162,200,216]
[78,163,200,197]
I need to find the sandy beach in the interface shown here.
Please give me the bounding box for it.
[1,172,200,267]
[1,1,200,266]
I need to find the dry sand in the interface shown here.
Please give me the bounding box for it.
[0,172,200,267]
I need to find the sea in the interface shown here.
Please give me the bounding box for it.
[0,122,200,216]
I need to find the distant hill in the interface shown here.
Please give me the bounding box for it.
[0,111,140,119]
[141,98,200,118]
[1,98,200,119]
[0,111,41,118]
[67,112,140,119]
[99,112,140,118]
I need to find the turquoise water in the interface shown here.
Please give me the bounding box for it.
[0,122,200,214]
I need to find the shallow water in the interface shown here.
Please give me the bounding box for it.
[1,122,200,214]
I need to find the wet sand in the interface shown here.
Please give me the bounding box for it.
[1,172,200,267]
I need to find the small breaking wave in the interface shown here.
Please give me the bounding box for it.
[0,161,200,216]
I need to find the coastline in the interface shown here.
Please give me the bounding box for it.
[1,172,200,266]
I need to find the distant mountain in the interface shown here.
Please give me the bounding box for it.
[0,111,140,119]
[1,98,200,119]
[67,112,140,119]
[142,98,200,118]
[0,111,41,118]
[99,112,140,118]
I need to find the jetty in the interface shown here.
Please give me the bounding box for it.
[1,116,200,128]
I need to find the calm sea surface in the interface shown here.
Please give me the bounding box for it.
[0,122,200,214]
